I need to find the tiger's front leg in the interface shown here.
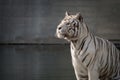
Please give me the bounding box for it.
[88,68,100,80]
[75,70,100,80]
[74,70,88,80]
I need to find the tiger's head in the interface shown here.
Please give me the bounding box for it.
[56,12,88,41]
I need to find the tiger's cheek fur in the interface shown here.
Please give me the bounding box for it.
[67,28,75,37]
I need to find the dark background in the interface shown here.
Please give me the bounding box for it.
[0,0,120,80]
[0,0,120,44]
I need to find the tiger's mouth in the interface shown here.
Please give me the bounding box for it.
[56,32,68,39]
[56,31,77,41]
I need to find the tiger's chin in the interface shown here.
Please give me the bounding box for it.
[56,33,67,39]
[56,33,78,42]
[57,34,65,39]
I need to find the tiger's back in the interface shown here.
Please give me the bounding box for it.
[94,36,120,80]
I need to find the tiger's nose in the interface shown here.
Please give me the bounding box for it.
[58,27,62,30]
[57,26,66,33]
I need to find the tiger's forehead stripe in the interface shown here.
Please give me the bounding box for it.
[63,15,74,21]
[63,19,74,24]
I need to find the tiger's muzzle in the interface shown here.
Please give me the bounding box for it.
[56,25,68,39]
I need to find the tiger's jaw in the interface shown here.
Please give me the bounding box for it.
[56,32,66,39]
[56,30,70,40]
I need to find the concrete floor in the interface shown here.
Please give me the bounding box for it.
[0,44,76,80]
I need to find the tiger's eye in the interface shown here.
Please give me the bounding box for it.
[73,23,76,26]
[66,23,70,25]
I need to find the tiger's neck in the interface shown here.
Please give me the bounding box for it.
[70,34,88,51]
[70,22,90,50]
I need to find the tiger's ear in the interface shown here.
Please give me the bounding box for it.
[75,12,83,22]
[65,11,70,16]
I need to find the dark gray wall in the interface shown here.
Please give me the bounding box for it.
[0,0,120,43]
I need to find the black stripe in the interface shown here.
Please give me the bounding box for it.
[79,74,88,78]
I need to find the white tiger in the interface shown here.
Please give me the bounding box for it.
[56,12,120,80]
